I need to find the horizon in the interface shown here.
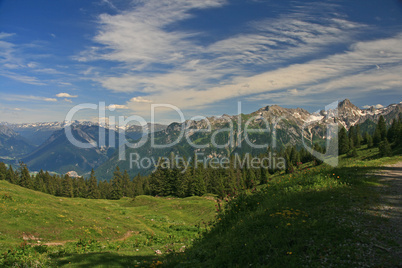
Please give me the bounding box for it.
[1,98,400,126]
[1,0,402,124]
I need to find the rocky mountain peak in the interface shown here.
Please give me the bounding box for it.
[0,125,17,137]
[338,99,359,111]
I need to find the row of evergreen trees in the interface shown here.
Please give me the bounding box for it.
[0,144,320,199]
[338,115,401,157]
[0,163,150,200]
[1,114,400,200]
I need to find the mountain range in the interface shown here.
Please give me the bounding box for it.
[95,99,402,180]
[0,125,35,158]
[0,99,400,178]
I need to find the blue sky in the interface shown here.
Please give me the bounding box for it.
[1,0,402,124]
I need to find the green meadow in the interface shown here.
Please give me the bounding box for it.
[1,145,401,267]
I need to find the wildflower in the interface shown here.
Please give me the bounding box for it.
[286,223,291,226]
[287,252,292,255]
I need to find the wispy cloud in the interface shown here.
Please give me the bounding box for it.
[34,68,63,74]
[56,92,78,98]
[1,94,57,102]
[107,104,128,110]
[0,71,46,85]
[130,97,152,103]
[0,33,48,85]
[74,0,402,120]
[0,32,71,87]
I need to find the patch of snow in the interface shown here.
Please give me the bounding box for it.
[305,114,324,123]
[293,112,301,119]
[339,120,347,129]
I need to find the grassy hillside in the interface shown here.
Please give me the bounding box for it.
[165,146,402,267]
[1,145,401,267]
[0,182,215,267]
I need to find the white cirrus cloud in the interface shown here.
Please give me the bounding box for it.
[130,97,152,103]
[75,1,402,121]
[56,92,78,98]
[121,33,402,116]
[107,104,128,110]
[1,95,58,102]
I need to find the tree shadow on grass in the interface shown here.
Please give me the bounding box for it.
[53,252,160,267]
[167,163,402,267]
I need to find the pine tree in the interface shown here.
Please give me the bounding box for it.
[349,137,354,151]
[379,138,392,157]
[348,125,355,145]
[132,174,145,196]
[363,132,370,145]
[387,119,398,143]
[355,125,362,148]
[373,127,381,146]
[19,163,33,189]
[0,162,7,180]
[98,180,111,199]
[6,166,17,184]
[87,169,100,199]
[377,115,387,141]
[189,174,207,196]
[367,135,374,148]
[110,166,123,200]
[61,175,74,197]
[338,127,349,154]
[149,166,166,196]
[33,170,45,192]
[44,171,56,195]
[73,177,87,198]
[122,170,133,197]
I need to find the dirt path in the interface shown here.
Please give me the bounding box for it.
[373,162,402,266]
[27,230,137,247]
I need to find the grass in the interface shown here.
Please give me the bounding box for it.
[165,145,402,267]
[1,145,401,267]
[0,183,216,267]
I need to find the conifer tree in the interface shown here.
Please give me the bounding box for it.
[6,166,17,184]
[122,170,133,197]
[61,175,74,197]
[379,138,392,157]
[363,132,370,145]
[87,169,100,199]
[132,174,145,196]
[387,119,398,143]
[44,172,56,195]
[348,125,355,145]
[355,125,362,148]
[73,177,87,198]
[110,166,123,200]
[373,127,381,146]
[349,137,354,150]
[377,115,387,141]
[338,127,349,154]
[19,163,32,189]
[0,162,7,180]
